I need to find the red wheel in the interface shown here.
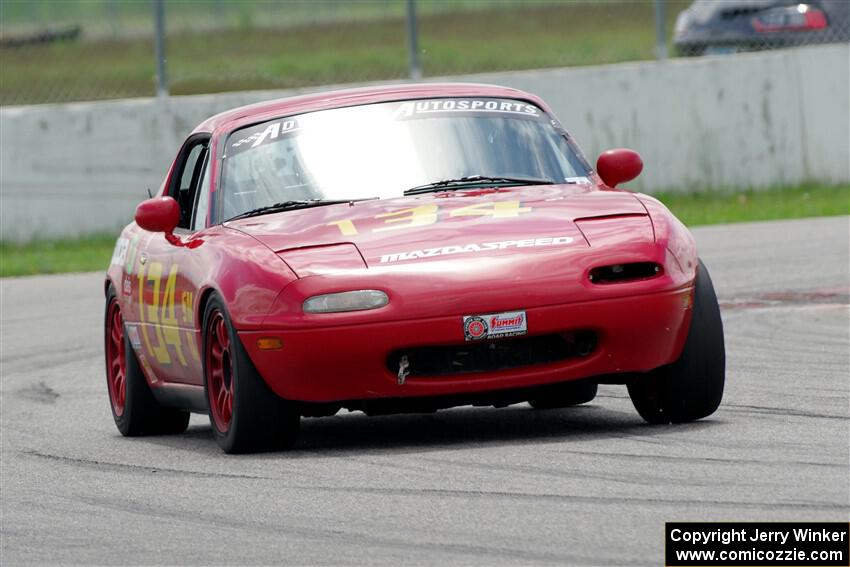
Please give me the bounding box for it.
[202,293,299,453]
[104,286,190,436]
[106,298,127,417]
[206,310,234,432]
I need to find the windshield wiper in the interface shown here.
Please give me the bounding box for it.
[225,199,357,222]
[403,175,557,196]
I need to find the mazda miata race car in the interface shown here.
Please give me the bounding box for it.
[104,83,725,453]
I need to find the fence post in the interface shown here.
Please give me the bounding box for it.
[406,0,422,80]
[153,0,168,97]
[214,0,225,25]
[654,0,668,60]
[106,0,120,39]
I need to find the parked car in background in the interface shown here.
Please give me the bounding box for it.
[674,0,850,56]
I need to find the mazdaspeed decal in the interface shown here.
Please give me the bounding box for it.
[379,236,574,264]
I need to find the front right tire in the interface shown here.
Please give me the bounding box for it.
[202,293,299,453]
[627,259,725,423]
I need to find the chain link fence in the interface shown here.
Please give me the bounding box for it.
[1,0,847,106]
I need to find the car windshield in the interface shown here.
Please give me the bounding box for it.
[220,97,591,221]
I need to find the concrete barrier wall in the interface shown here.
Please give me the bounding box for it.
[1,43,847,241]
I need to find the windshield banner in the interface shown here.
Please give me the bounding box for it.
[227,98,546,156]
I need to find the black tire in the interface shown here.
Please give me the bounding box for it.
[627,259,725,424]
[202,293,299,454]
[104,287,190,436]
[529,381,598,409]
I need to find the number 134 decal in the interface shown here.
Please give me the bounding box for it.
[137,262,199,367]
[327,200,532,236]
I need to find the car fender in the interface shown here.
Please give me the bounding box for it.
[190,226,298,331]
[635,193,698,286]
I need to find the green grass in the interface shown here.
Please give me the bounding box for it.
[0,233,117,278]
[0,1,689,105]
[655,183,850,227]
[1,184,847,278]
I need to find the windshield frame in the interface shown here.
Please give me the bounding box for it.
[214,96,591,225]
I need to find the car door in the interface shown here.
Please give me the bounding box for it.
[135,134,211,386]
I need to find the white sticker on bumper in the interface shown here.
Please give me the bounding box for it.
[463,310,527,341]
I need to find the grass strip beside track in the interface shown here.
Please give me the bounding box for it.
[1,233,118,278]
[1,1,689,105]
[656,182,849,226]
[1,183,847,277]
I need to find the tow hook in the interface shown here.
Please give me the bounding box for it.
[397,355,410,385]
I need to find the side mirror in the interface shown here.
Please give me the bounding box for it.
[596,148,643,188]
[135,196,179,234]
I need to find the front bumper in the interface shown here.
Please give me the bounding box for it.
[240,286,694,403]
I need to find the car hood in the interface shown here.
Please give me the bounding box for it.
[225,184,650,275]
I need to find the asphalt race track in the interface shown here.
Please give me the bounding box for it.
[2,216,848,565]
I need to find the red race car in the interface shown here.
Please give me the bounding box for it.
[104,83,725,453]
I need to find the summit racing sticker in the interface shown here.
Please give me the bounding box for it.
[464,311,527,341]
[379,236,574,264]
